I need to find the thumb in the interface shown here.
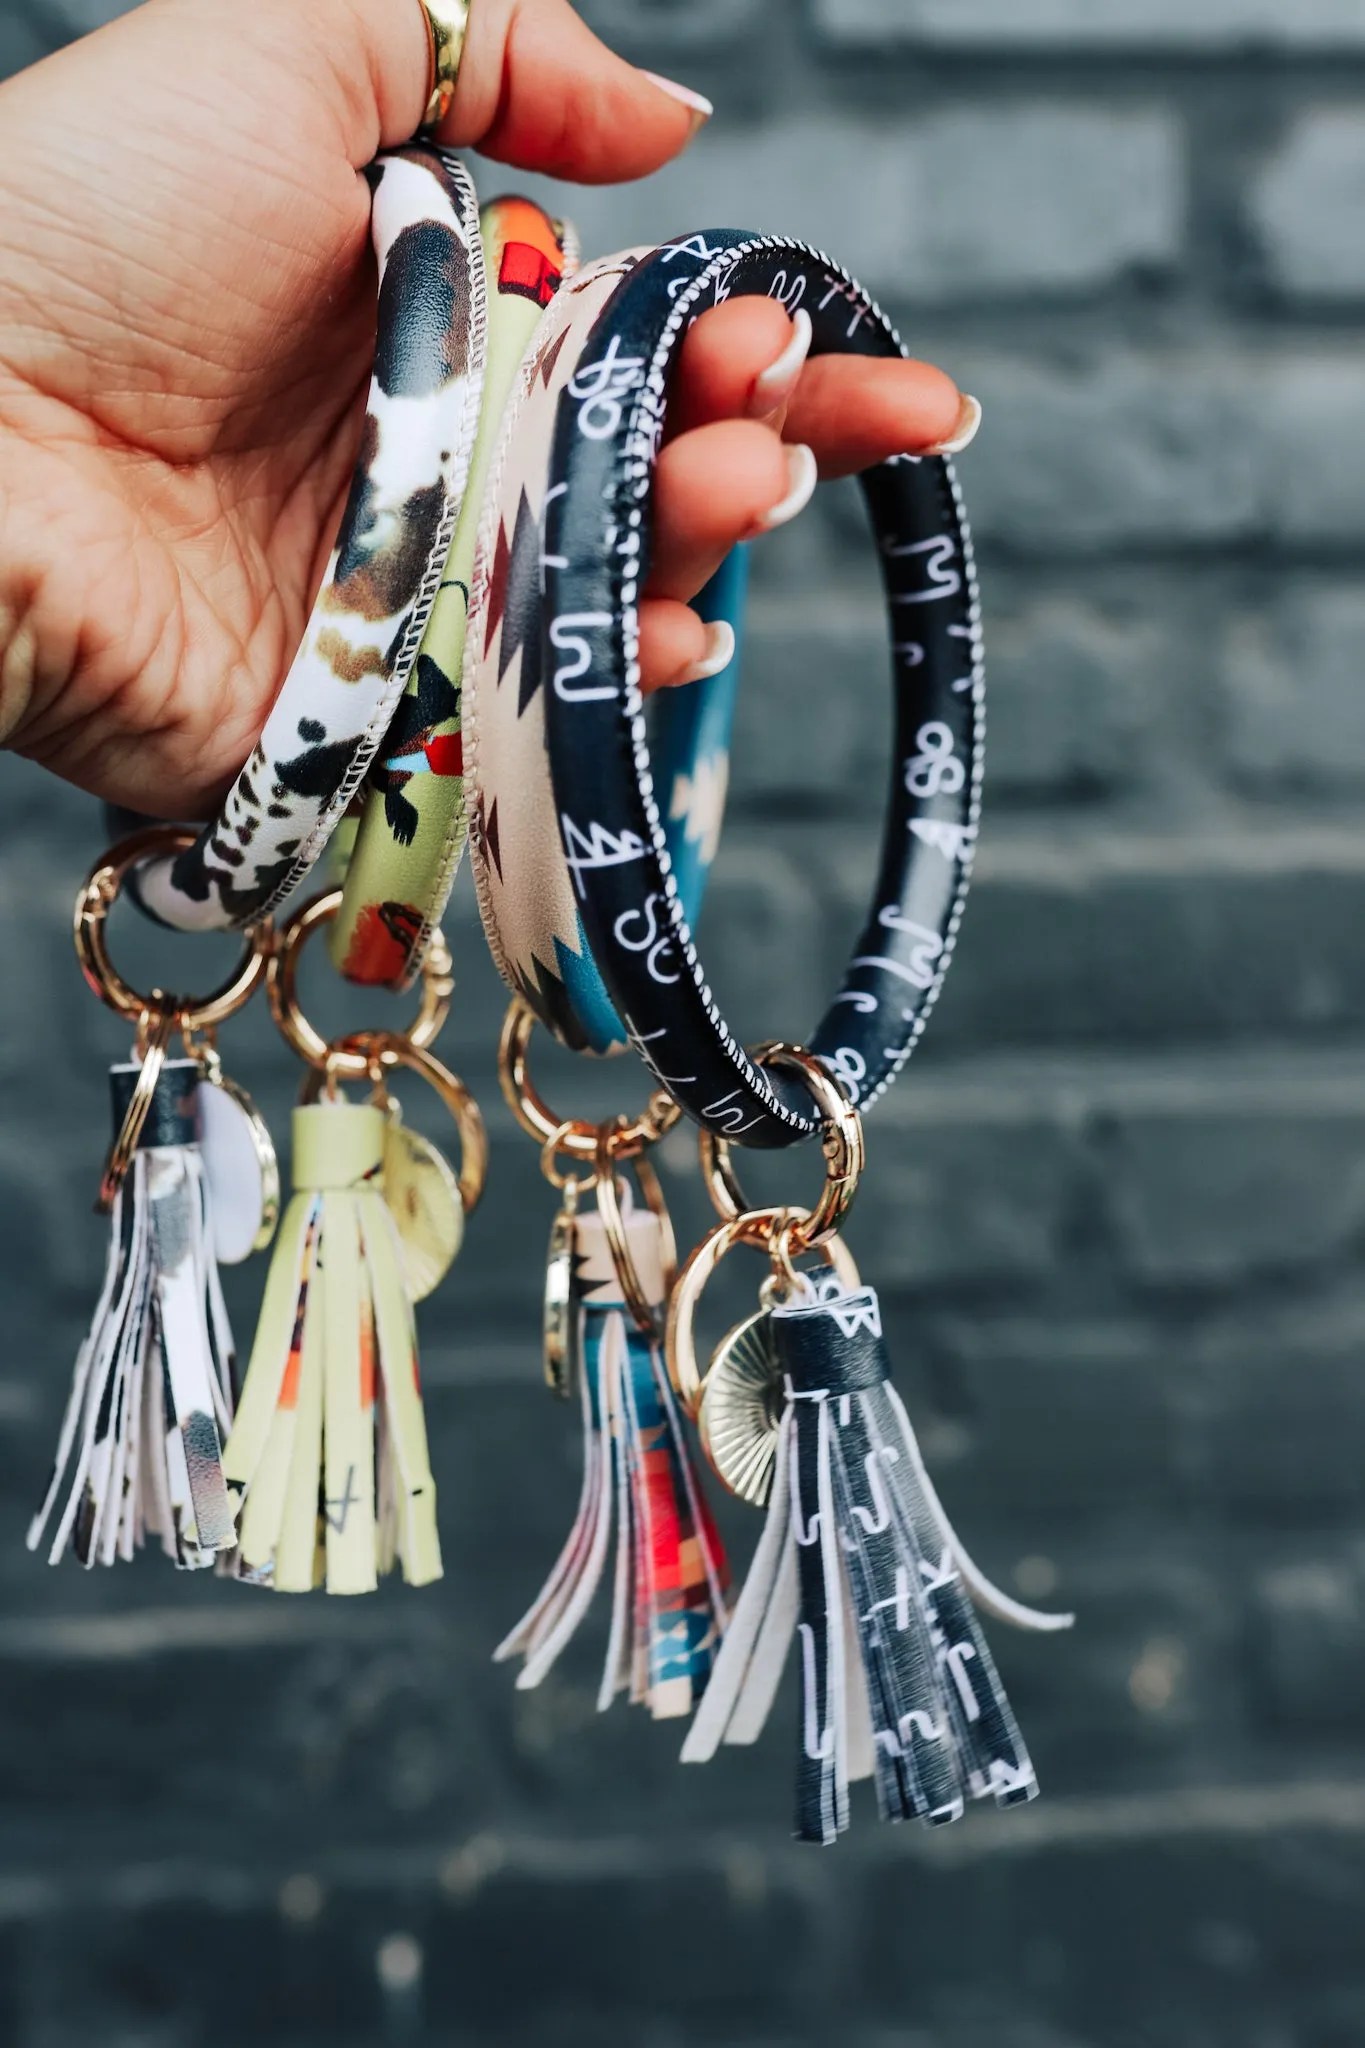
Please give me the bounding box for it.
[424,0,712,182]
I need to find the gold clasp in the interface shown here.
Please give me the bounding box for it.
[665,1043,866,1416]
[700,1041,864,1253]
[75,826,272,1029]
[498,997,680,1162]
[269,888,452,1077]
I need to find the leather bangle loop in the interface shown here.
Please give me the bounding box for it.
[331,195,578,990]
[137,146,486,933]
[541,232,983,1148]
[464,244,745,1055]
[419,0,470,133]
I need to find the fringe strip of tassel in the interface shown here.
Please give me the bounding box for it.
[222,1101,441,1593]
[30,1137,236,1570]
[496,1201,730,1717]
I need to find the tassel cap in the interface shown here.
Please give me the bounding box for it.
[291,1102,385,1190]
[108,1058,198,1150]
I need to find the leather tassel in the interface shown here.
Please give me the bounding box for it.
[222,1100,441,1592]
[496,1195,730,1717]
[684,1267,1070,1843]
[29,1059,239,1571]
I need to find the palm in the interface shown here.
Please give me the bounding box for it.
[0,14,382,815]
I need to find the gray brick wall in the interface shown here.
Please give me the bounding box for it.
[2,2,1365,2042]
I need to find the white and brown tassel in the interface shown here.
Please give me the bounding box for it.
[29,1059,245,1570]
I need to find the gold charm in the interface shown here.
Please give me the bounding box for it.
[542,1181,582,1399]
[382,1115,464,1302]
[698,1309,783,1507]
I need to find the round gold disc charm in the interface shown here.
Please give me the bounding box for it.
[542,1202,581,1399]
[382,1119,464,1300]
[698,1310,784,1507]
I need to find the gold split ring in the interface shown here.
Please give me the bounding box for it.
[301,1027,487,1214]
[665,1205,863,1417]
[97,1007,178,1212]
[593,1118,678,1336]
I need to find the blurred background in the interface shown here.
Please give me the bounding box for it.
[2,0,1365,2042]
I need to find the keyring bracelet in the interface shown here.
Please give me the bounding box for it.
[463,237,748,1056]
[540,232,983,1147]
[329,193,580,989]
[134,144,486,933]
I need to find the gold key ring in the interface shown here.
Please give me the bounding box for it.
[498,997,680,1163]
[700,1041,865,1253]
[665,1204,863,1417]
[97,1007,179,1212]
[301,1027,488,1215]
[75,827,272,1029]
[540,1120,593,1196]
[593,1118,678,1337]
[270,889,452,1078]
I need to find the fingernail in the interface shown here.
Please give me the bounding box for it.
[675,620,735,687]
[755,443,818,534]
[747,308,813,424]
[641,71,714,129]
[926,393,982,457]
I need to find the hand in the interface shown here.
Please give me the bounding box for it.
[0,0,972,818]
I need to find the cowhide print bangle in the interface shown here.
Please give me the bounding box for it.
[542,233,982,1148]
[136,145,486,933]
[329,196,579,989]
[464,241,746,1056]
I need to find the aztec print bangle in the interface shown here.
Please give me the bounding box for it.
[329,196,578,989]
[464,241,745,1056]
[541,232,982,1148]
[136,145,486,933]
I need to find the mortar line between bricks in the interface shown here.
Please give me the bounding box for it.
[0,1605,445,1661]
[12,1780,1365,1922]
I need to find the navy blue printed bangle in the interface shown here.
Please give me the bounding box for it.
[541,233,982,1148]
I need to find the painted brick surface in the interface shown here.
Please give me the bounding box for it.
[2,3,1365,2045]
[813,0,1365,48]
[510,108,1185,302]
[1252,110,1365,299]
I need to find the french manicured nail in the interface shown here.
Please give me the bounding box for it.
[641,71,714,129]
[675,619,735,687]
[747,308,813,424]
[927,393,982,457]
[755,443,818,533]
